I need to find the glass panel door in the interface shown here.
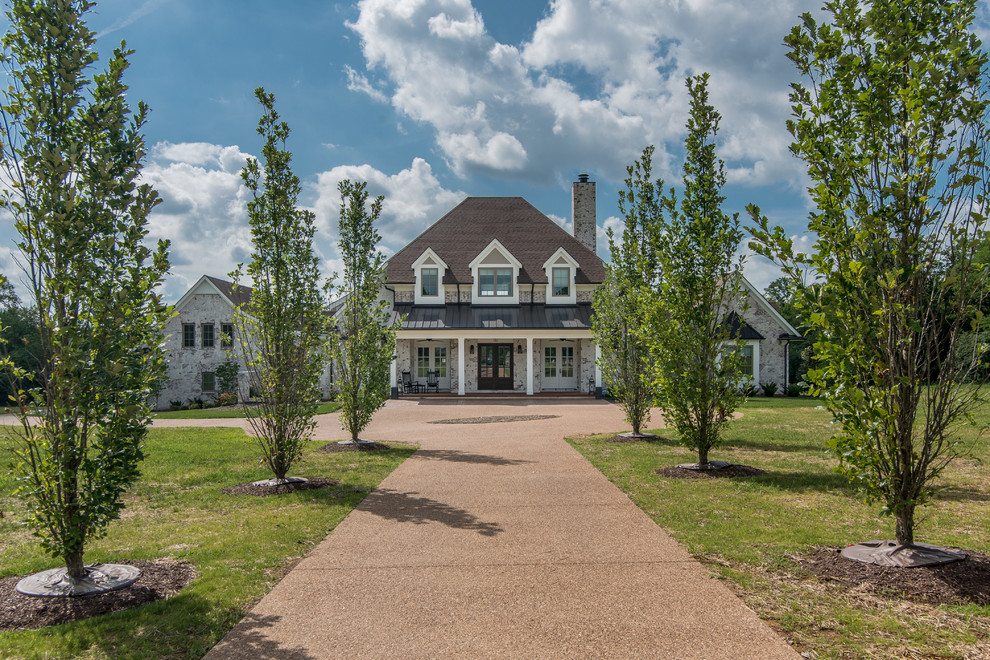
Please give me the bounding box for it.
[478,343,513,390]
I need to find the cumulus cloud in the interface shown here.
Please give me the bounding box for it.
[312,157,467,259]
[346,0,819,187]
[141,142,255,300]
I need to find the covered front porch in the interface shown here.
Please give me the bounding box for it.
[389,332,601,396]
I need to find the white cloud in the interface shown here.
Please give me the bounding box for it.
[141,142,255,300]
[96,0,172,38]
[312,157,467,258]
[346,0,820,187]
[344,65,389,104]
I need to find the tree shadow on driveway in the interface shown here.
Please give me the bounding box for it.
[361,488,504,536]
[411,449,534,466]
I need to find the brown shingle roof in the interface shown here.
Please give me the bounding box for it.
[205,275,253,307]
[385,197,605,285]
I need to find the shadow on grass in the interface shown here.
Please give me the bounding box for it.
[747,469,858,495]
[201,612,317,659]
[938,487,990,503]
[361,488,504,536]
[722,436,822,454]
[412,449,533,466]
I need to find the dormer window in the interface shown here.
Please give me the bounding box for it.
[412,248,448,305]
[542,248,579,305]
[552,267,569,297]
[469,239,522,305]
[480,268,512,297]
[422,268,438,297]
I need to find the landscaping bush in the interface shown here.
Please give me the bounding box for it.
[760,381,778,397]
[785,383,802,397]
[217,391,237,407]
[169,400,183,411]
[203,401,216,409]
[188,402,201,410]
[742,383,758,398]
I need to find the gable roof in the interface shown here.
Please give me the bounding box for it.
[386,197,605,286]
[174,275,253,312]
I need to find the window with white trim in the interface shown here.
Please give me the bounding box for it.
[552,267,570,297]
[421,268,438,297]
[479,268,512,296]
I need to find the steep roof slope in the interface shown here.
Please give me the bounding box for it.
[386,197,605,285]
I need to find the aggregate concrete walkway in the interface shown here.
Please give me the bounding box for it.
[204,398,800,659]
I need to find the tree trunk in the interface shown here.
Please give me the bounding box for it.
[698,444,709,467]
[895,502,915,546]
[64,548,86,580]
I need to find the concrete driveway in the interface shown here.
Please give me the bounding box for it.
[193,398,798,658]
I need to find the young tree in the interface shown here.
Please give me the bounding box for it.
[0,0,170,590]
[232,88,328,483]
[592,146,662,437]
[330,180,398,443]
[749,0,989,553]
[649,74,748,468]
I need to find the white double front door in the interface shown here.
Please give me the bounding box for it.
[543,342,577,390]
[415,342,450,391]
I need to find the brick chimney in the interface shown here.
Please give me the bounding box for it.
[572,173,596,253]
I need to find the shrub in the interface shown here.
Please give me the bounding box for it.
[188,403,201,410]
[785,383,801,397]
[760,381,778,397]
[215,361,240,395]
[202,401,216,409]
[741,383,758,397]
[169,400,183,411]
[217,391,237,407]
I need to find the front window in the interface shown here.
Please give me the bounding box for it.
[724,344,755,378]
[202,372,216,393]
[221,323,234,348]
[552,267,570,296]
[479,267,512,296]
[183,323,195,347]
[202,323,215,348]
[421,268,438,297]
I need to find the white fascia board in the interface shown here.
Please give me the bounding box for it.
[411,247,449,271]
[541,247,580,271]
[741,276,801,338]
[468,239,523,269]
[173,275,232,313]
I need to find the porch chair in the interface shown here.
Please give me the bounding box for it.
[401,371,421,394]
[425,370,440,393]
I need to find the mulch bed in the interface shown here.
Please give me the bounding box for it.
[0,558,195,632]
[655,463,768,479]
[796,546,990,606]
[221,477,340,496]
[320,441,391,452]
[428,415,559,424]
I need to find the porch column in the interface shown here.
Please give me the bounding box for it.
[595,343,603,398]
[526,337,533,395]
[458,337,465,396]
[390,356,398,399]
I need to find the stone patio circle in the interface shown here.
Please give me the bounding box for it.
[16,563,141,597]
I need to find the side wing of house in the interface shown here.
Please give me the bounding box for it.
[159,276,242,408]
[731,278,802,389]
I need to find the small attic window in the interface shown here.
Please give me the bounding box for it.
[422,268,438,296]
[552,267,569,296]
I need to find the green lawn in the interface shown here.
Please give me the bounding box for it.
[568,396,990,659]
[0,426,414,659]
[152,401,341,419]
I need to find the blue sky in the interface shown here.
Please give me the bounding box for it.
[3,0,989,301]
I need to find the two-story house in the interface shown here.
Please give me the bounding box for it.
[160,175,799,406]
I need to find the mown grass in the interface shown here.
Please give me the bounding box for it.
[152,401,341,419]
[568,396,990,659]
[0,425,414,659]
